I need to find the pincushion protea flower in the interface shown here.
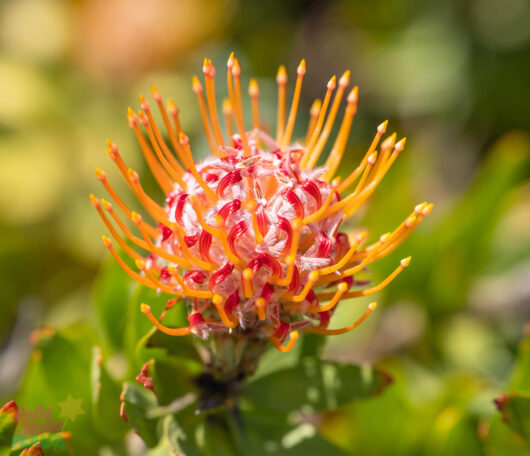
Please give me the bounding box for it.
[91,54,431,358]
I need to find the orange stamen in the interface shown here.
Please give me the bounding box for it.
[192,76,218,156]
[304,70,350,169]
[203,59,225,147]
[141,304,190,336]
[248,78,260,130]
[276,65,287,143]
[281,59,306,147]
[306,302,377,335]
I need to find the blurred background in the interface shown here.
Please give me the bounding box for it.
[1,0,529,454]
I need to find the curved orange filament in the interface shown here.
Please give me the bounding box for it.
[212,294,238,328]
[282,271,318,303]
[317,231,367,276]
[307,302,377,335]
[318,258,411,301]
[102,237,155,289]
[91,195,144,261]
[256,297,267,321]
[140,304,191,336]
[269,330,299,353]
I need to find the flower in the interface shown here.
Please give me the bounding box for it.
[91,54,432,354]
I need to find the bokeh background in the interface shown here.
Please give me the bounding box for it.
[1,0,529,454]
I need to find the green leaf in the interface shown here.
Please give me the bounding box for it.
[495,393,530,444]
[90,347,129,441]
[235,408,350,455]
[150,357,202,407]
[244,358,391,412]
[15,325,97,454]
[120,382,159,448]
[0,402,17,456]
[93,257,132,351]
[511,337,530,392]
[10,432,71,456]
[146,415,200,456]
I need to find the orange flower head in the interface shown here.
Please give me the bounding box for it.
[92,54,432,352]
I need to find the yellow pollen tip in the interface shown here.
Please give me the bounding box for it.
[338,282,348,292]
[139,94,149,109]
[368,152,377,165]
[378,120,389,134]
[404,215,417,228]
[339,70,350,87]
[310,99,322,115]
[89,194,99,207]
[179,132,189,146]
[308,271,319,282]
[140,303,150,314]
[401,256,412,267]
[212,294,223,305]
[243,268,253,280]
[286,254,296,265]
[202,58,209,74]
[327,76,337,90]
[135,259,146,270]
[94,167,106,181]
[101,199,112,211]
[138,110,148,125]
[395,138,407,152]
[414,202,428,213]
[227,52,235,68]
[423,203,434,215]
[127,107,137,122]
[102,235,112,247]
[249,79,259,97]
[297,59,306,75]
[276,65,287,84]
[131,211,142,224]
[232,60,241,77]
[167,99,177,114]
[127,168,139,182]
[382,133,397,150]
[368,302,378,311]
[192,76,202,93]
[357,231,368,242]
[167,265,177,275]
[290,330,299,341]
[347,86,359,104]
[291,218,302,230]
[380,232,392,243]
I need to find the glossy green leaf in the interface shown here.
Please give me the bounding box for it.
[245,358,391,412]
[495,393,530,444]
[15,326,97,454]
[120,382,160,448]
[90,347,129,441]
[0,402,17,456]
[93,257,132,350]
[10,431,71,456]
